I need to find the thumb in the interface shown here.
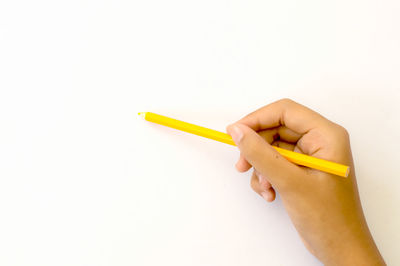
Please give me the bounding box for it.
[226,123,300,189]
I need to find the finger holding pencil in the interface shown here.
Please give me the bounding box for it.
[138,110,350,177]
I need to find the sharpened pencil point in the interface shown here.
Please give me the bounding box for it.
[138,112,146,118]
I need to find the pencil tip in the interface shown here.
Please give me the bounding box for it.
[138,112,146,118]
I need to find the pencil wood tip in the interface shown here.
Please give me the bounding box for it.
[138,112,146,118]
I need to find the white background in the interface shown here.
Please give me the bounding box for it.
[1,0,399,265]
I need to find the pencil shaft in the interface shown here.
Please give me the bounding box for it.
[140,112,349,177]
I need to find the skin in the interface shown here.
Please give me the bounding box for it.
[226,99,385,266]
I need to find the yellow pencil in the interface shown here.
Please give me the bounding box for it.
[138,112,350,177]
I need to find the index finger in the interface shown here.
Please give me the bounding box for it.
[236,98,329,134]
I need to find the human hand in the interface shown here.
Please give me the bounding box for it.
[226,99,385,266]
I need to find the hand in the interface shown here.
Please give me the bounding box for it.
[226,99,385,266]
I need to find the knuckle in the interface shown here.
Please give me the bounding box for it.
[278,98,294,105]
[341,127,350,138]
[335,124,350,139]
[276,98,301,111]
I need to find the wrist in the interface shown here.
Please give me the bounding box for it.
[322,225,385,266]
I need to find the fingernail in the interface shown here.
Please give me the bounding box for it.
[228,125,244,144]
[261,192,270,201]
